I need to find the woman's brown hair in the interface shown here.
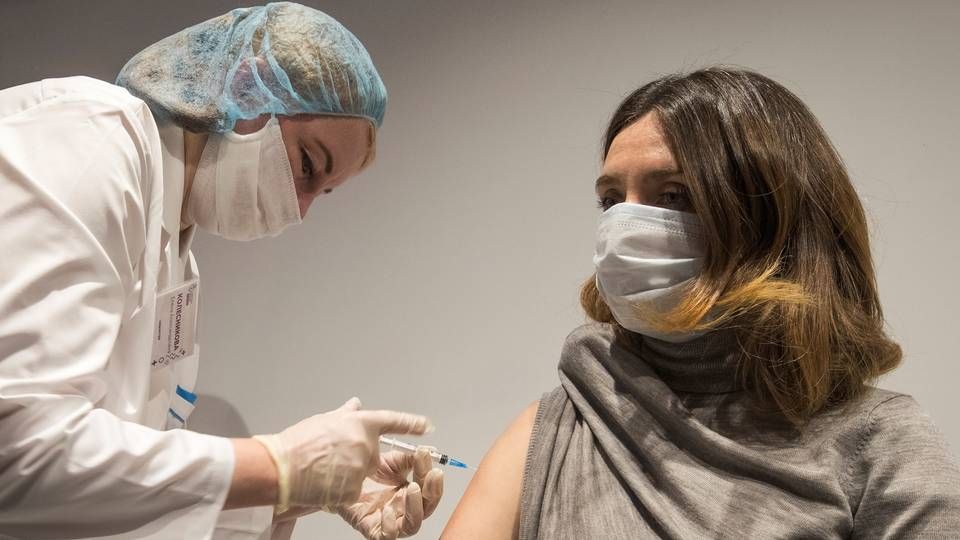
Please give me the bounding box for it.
[582,68,901,423]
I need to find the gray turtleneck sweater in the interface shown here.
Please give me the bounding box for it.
[519,324,960,539]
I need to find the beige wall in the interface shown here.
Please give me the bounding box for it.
[2,1,958,538]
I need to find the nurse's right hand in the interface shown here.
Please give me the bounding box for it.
[252,397,433,514]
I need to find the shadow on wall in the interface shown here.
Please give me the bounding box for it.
[188,394,252,438]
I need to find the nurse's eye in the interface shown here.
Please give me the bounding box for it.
[300,147,315,179]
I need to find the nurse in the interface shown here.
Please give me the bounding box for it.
[0,3,441,539]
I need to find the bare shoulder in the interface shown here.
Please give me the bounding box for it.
[441,400,540,540]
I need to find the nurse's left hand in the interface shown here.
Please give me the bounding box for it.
[338,447,444,539]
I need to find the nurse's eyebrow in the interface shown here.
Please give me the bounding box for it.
[315,139,333,174]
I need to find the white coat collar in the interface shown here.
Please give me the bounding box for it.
[156,121,196,287]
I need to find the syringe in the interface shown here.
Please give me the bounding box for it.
[379,436,471,469]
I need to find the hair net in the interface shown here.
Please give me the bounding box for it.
[116,2,386,133]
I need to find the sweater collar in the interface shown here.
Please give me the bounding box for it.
[621,328,742,393]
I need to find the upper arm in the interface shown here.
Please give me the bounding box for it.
[852,395,960,538]
[442,400,540,540]
[0,84,158,389]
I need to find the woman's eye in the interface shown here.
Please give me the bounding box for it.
[300,148,314,179]
[657,188,690,210]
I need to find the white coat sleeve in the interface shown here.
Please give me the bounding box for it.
[213,508,294,540]
[0,78,235,539]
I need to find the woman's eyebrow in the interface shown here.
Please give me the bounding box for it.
[644,167,682,180]
[595,168,681,191]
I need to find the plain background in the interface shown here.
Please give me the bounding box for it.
[2,1,958,538]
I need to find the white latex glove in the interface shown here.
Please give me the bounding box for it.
[253,397,433,514]
[338,447,444,539]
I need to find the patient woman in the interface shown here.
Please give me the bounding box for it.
[443,68,960,538]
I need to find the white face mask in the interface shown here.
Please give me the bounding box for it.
[186,116,302,241]
[593,202,706,343]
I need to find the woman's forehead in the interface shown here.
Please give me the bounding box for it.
[604,116,677,176]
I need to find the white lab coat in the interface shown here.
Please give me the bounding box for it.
[0,77,286,539]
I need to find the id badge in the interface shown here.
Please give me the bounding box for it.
[151,279,199,370]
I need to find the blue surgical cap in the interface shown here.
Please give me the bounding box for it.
[116,2,386,133]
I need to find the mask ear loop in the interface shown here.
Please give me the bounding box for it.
[223,114,278,143]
